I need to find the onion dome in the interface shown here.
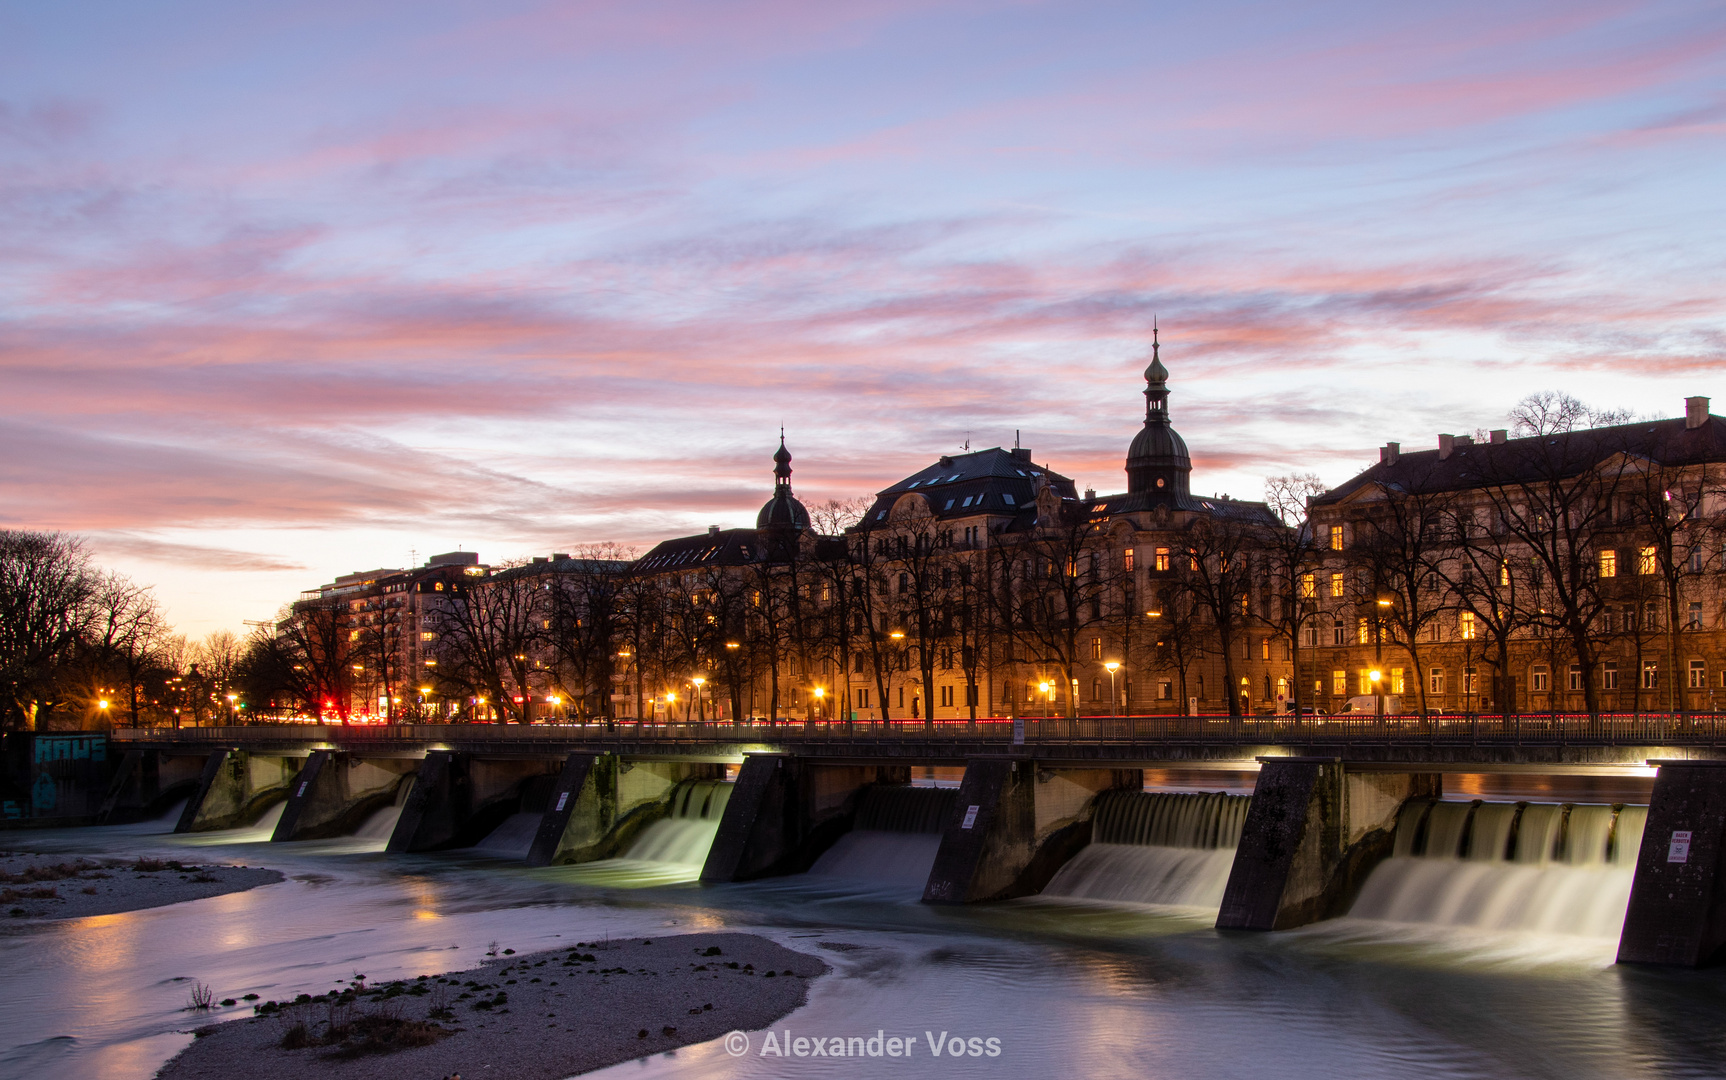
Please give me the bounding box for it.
[756,432,811,530]
[1125,325,1193,500]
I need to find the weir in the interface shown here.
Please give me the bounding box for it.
[701,757,914,883]
[272,751,419,842]
[1347,798,1647,938]
[171,750,302,833]
[518,756,725,865]
[807,785,956,888]
[1042,791,1250,908]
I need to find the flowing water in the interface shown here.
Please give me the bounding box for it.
[808,786,954,889]
[1346,800,1649,940]
[1042,791,1251,910]
[3,788,1726,1080]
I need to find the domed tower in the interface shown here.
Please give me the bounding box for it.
[1125,326,1192,504]
[756,432,811,557]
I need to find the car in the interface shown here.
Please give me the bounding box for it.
[1337,695,1403,715]
[1279,702,1328,716]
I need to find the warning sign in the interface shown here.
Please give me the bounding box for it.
[961,805,980,830]
[1668,830,1693,864]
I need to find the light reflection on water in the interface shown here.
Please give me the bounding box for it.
[2,814,1725,1080]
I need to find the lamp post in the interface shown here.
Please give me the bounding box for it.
[1375,593,1393,718]
[1103,661,1121,717]
[1369,668,1384,718]
[692,676,706,723]
[1038,680,1052,719]
[889,630,905,722]
[813,686,825,726]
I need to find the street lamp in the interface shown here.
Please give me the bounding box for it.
[1038,680,1052,718]
[692,676,706,722]
[1103,661,1121,717]
[1369,669,1383,717]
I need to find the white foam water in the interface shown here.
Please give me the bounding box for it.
[1349,800,1648,940]
[353,804,404,843]
[1043,843,1238,908]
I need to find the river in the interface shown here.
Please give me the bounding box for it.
[3,804,1725,1080]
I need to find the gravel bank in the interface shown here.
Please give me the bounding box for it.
[157,931,827,1080]
[0,852,283,921]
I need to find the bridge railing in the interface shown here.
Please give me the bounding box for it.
[110,711,1726,747]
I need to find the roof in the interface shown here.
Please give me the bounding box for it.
[1316,413,1726,507]
[858,447,1079,525]
[1085,490,1281,525]
[631,529,764,573]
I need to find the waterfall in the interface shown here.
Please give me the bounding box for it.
[809,786,956,887]
[1349,799,1649,938]
[353,804,404,843]
[622,780,733,866]
[1042,791,1252,909]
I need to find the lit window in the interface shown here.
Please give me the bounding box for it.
[1639,546,1657,575]
[1123,548,1135,572]
[1331,670,1346,696]
[1330,573,1344,598]
[1499,561,1510,586]
[1391,668,1405,694]
[1598,550,1616,578]
[1459,612,1476,640]
[1300,572,1315,599]
[1261,638,1271,660]
[1642,661,1659,690]
[1690,660,1706,689]
[1358,618,1370,645]
[1357,669,1373,695]
[420,631,436,641]
[1329,525,1344,551]
[1090,638,1102,660]
[1155,547,1170,572]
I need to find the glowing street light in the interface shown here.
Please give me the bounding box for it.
[1103,661,1121,717]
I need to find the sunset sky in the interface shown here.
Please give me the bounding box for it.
[4,0,1723,635]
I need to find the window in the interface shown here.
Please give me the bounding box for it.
[1357,669,1374,695]
[1300,573,1316,599]
[1091,679,1102,702]
[1155,547,1170,572]
[1598,550,1617,578]
[1091,637,1103,660]
[420,631,436,641]
[1332,670,1347,696]
[1329,525,1344,551]
[1569,664,1583,691]
[1002,492,1015,505]
[1459,612,1476,640]
[1530,665,1548,692]
[856,688,870,709]
[1330,573,1344,598]
[1159,681,1173,700]
[1690,548,1704,574]
[1463,669,1477,695]
[897,686,904,708]
[1690,660,1707,689]
[1331,620,1346,646]
[1301,625,1319,648]
[1358,618,1370,645]
[1499,561,1510,586]
[941,685,955,707]
[1602,662,1618,690]
[1639,546,1657,575]
[1391,668,1405,694]
[1430,668,1445,695]
[1642,661,1658,690]
[1689,602,1703,629]
[1123,548,1135,572]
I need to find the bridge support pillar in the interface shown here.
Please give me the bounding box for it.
[701,755,908,882]
[527,753,598,866]
[1216,758,1438,931]
[272,751,415,842]
[923,760,1138,903]
[388,753,590,854]
[1618,760,1726,967]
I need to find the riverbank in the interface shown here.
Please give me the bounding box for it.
[1,852,283,921]
[156,931,827,1080]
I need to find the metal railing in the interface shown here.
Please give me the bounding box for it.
[111,711,1726,748]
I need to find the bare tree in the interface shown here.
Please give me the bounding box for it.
[1262,474,1328,718]
[0,531,99,730]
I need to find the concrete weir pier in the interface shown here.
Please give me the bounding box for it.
[62,725,1726,966]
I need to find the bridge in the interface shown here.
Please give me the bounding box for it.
[9,715,1726,968]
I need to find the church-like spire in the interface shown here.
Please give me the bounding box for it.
[1125,322,1191,501]
[773,428,793,491]
[1144,321,1169,421]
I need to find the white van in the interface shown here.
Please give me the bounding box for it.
[1338,695,1403,715]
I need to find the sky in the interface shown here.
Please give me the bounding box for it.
[3,0,1724,637]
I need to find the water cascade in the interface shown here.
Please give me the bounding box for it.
[622,780,734,866]
[808,785,958,887]
[1348,799,1649,938]
[1041,791,1252,909]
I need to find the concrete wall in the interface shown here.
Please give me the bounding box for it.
[922,761,1139,903]
[1216,759,1439,931]
[1619,761,1726,967]
[701,756,910,883]
[172,750,301,832]
[272,752,418,842]
[531,757,723,866]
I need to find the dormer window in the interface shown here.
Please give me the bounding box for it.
[962,496,974,507]
[1003,493,1016,504]
[944,500,955,510]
